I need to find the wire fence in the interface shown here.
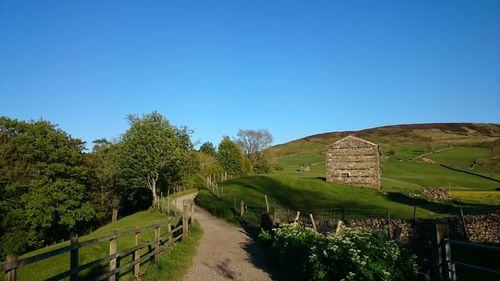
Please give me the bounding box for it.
[202,183,500,230]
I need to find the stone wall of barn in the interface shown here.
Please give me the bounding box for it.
[325,137,380,188]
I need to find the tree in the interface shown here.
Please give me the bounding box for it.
[120,112,188,209]
[0,117,95,255]
[216,136,245,175]
[236,129,273,172]
[86,139,123,223]
[199,141,216,156]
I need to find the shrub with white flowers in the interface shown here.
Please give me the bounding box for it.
[259,224,418,281]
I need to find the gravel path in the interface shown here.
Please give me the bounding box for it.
[173,193,275,281]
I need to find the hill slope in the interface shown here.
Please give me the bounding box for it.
[270,123,500,189]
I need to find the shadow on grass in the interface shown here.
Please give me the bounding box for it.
[386,192,500,216]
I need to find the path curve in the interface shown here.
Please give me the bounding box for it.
[172,193,274,281]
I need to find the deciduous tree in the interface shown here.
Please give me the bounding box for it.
[121,112,189,209]
[216,136,245,175]
[236,129,273,173]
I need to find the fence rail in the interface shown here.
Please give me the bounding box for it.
[442,238,500,281]
[1,202,196,281]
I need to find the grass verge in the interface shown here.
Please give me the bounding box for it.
[142,221,203,281]
[194,189,240,224]
[1,189,198,281]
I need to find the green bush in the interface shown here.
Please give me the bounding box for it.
[259,224,418,281]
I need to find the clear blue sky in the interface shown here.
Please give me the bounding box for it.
[1,0,499,149]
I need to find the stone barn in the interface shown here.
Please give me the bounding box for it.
[325,135,380,188]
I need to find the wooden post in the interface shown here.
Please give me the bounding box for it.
[459,205,469,240]
[294,211,301,223]
[435,223,449,281]
[264,194,269,213]
[167,222,172,243]
[5,254,17,281]
[190,202,195,223]
[167,195,170,215]
[183,204,189,239]
[309,214,317,232]
[336,220,343,234]
[161,192,163,212]
[386,210,392,239]
[155,223,160,259]
[109,230,117,281]
[240,200,245,218]
[445,238,456,281]
[70,238,79,281]
[134,226,141,278]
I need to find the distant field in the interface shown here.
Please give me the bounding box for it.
[381,159,499,191]
[276,155,500,192]
[449,191,500,205]
[427,146,499,179]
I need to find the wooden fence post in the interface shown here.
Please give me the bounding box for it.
[264,194,270,213]
[183,204,189,239]
[134,226,141,278]
[155,223,160,260]
[445,238,456,281]
[240,200,245,218]
[435,223,449,281]
[167,222,172,243]
[336,220,343,234]
[190,203,195,223]
[167,195,170,215]
[294,211,301,223]
[5,254,17,281]
[70,237,79,281]
[459,205,469,240]
[109,230,117,281]
[309,214,317,232]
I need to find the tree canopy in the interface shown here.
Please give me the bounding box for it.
[120,112,192,208]
[236,129,273,173]
[0,117,94,256]
[216,136,245,175]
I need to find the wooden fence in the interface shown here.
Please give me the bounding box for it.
[1,203,195,281]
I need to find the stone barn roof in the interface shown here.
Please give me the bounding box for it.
[328,135,378,148]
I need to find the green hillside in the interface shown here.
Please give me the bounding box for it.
[270,123,500,192]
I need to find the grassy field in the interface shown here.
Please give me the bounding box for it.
[2,189,197,281]
[216,174,499,221]
[212,125,500,222]
[427,146,499,179]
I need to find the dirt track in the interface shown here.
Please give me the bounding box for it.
[173,193,275,281]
